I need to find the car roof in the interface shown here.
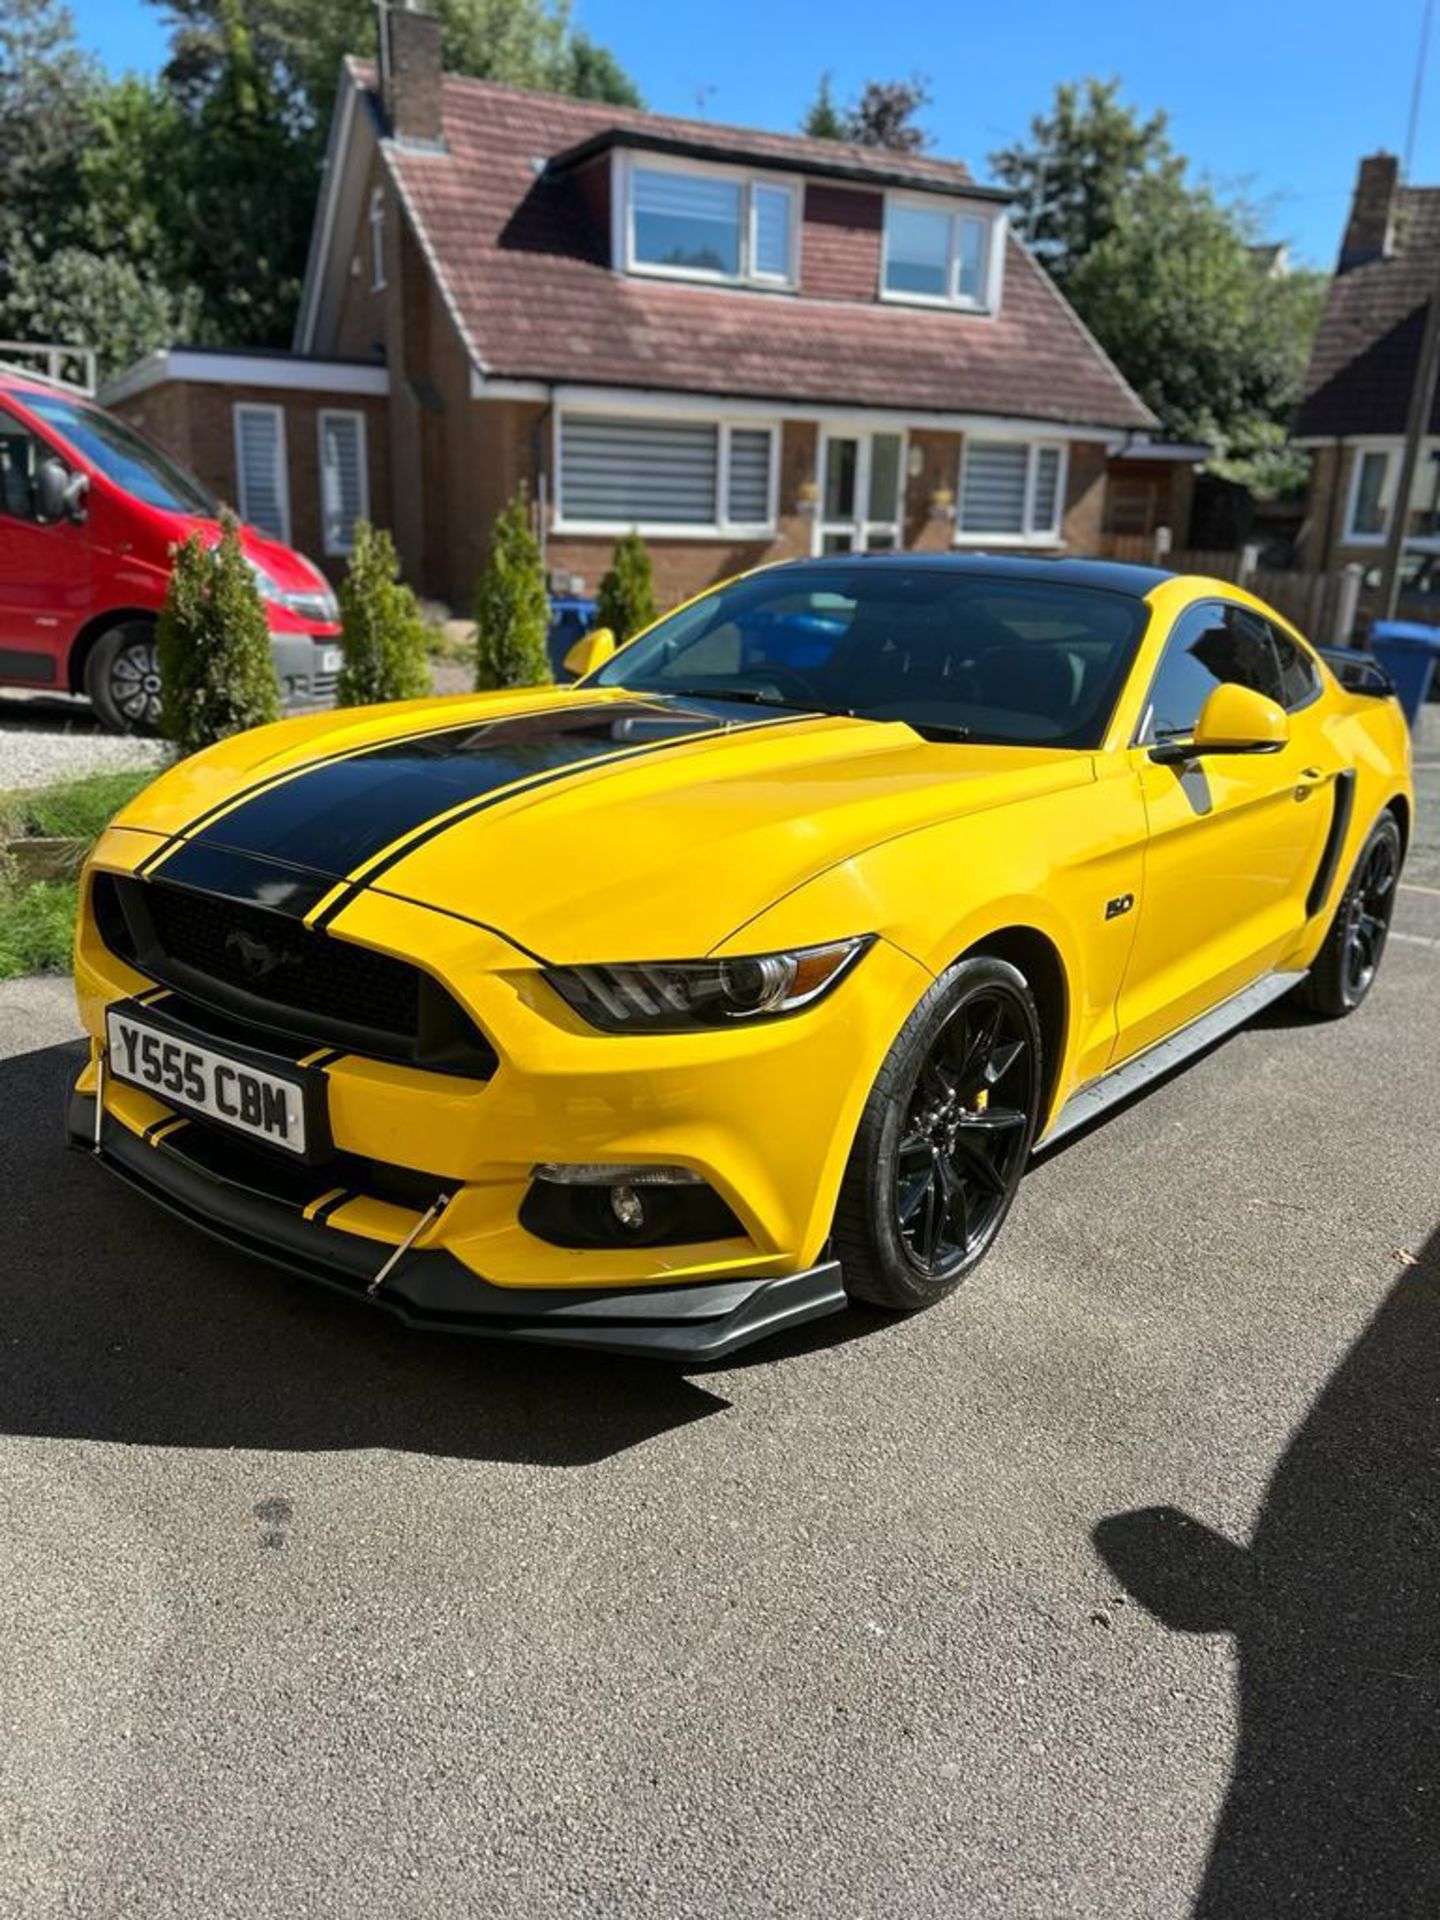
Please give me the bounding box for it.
[767,552,1174,597]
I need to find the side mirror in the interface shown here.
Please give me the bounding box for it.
[34,457,87,526]
[563,626,616,680]
[34,456,70,523]
[1150,682,1289,765]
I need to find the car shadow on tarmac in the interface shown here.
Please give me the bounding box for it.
[0,1041,747,1465]
[1094,1221,1440,1917]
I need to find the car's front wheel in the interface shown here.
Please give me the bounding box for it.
[84,620,162,734]
[834,956,1043,1311]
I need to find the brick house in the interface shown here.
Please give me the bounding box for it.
[103,8,1154,606]
[1295,152,1440,568]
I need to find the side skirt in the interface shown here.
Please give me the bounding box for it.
[1037,970,1308,1151]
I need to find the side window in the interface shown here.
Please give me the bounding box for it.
[1143,602,1283,742]
[0,408,43,522]
[1266,620,1322,710]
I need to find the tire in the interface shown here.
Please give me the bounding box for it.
[834,956,1043,1311]
[84,620,161,734]
[1294,811,1402,1019]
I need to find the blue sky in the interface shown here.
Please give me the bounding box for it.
[69,0,1440,268]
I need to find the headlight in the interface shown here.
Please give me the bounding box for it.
[245,557,339,622]
[543,937,872,1032]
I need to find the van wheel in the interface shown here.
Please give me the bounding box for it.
[833,957,1042,1311]
[85,621,161,734]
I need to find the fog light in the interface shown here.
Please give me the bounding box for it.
[610,1185,645,1231]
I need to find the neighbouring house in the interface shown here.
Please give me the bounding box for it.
[1295,151,1440,570]
[102,7,1155,607]
[1101,438,1208,547]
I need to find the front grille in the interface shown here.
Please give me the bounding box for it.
[94,871,497,1078]
[148,884,419,1032]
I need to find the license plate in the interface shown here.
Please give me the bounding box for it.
[106,1007,309,1155]
[321,646,343,673]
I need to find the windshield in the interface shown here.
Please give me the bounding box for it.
[22,391,217,516]
[592,564,1151,748]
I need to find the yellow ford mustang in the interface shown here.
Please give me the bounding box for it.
[70,557,1412,1358]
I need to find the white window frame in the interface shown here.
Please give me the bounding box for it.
[552,407,781,538]
[232,402,290,544]
[617,151,801,291]
[812,425,908,556]
[879,192,1006,314]
[1342,443,1396,546]
[369,186,387,292]
[954,436,1068,547]
[317,407,369,557]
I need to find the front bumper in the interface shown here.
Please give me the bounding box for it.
[68,1085,846,1360]
[269,631,341,709]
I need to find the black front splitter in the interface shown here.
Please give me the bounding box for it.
[67,1091,848,1361]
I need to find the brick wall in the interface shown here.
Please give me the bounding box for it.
[111,380,391,580]
[801,184,882,300]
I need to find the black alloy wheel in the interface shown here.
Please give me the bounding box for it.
[835,956,1043,1311]
[1341,826,1399,1001]
[1295,811,1403,1019]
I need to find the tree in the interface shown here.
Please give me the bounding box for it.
[473,490,552,690]
[157,516,280,753]
[336,521,432,706]
[847,78,931,153]
[802,73,845,141]
[989,78,1179,286]
[554,30,643,107]
[1066,172,1326,471]
[802,72,931,152]
[990,76,1326,496]
[594,530,657,644]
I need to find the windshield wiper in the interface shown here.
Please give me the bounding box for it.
[653,687,815,712]
[904,719,972,742]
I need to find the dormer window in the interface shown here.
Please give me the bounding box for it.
[881,196,1001,310]
[624,159,797,289]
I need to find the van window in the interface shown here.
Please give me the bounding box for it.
[21,390,216,516]
[0,408,44,521]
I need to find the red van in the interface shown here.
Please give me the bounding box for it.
[0,372,343,731]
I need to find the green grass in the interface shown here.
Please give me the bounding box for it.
[1,768,152,842]
[0,880,78,978]
[0,769,155,979]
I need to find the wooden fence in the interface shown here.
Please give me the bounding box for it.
[1098,534,1363,645]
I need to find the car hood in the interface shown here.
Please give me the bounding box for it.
[119,689,1094,960]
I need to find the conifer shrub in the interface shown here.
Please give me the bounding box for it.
[336,520,431,706]
[594,528,657,643]
[473,488,552,690]
[156,513,280,753]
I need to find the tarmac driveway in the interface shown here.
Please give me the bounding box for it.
[0,739,1436,1918]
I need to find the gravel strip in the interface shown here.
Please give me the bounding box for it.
[0,695,170,793]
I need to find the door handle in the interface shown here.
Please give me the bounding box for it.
[1294,766,1330,800]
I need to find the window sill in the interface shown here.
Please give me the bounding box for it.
[624,261,798,295]
[552,520,778,542]
[951,531,1064,549]
[879,289,994,315]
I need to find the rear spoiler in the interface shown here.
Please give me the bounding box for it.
[1319,648,1395,697]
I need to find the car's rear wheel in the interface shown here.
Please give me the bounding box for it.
[1294,811,1402,1018]
[834,956,1042,1311]
[84,620,161,734]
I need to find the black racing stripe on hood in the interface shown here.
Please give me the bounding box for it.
[177,703,723,880]
[144,844,339,919]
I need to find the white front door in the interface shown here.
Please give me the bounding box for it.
[815,430,905,554]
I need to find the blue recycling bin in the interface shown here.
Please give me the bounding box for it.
[1370,620,1440,728]
[546,594,600,680]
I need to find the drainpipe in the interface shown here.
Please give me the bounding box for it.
[532,390,554,576]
